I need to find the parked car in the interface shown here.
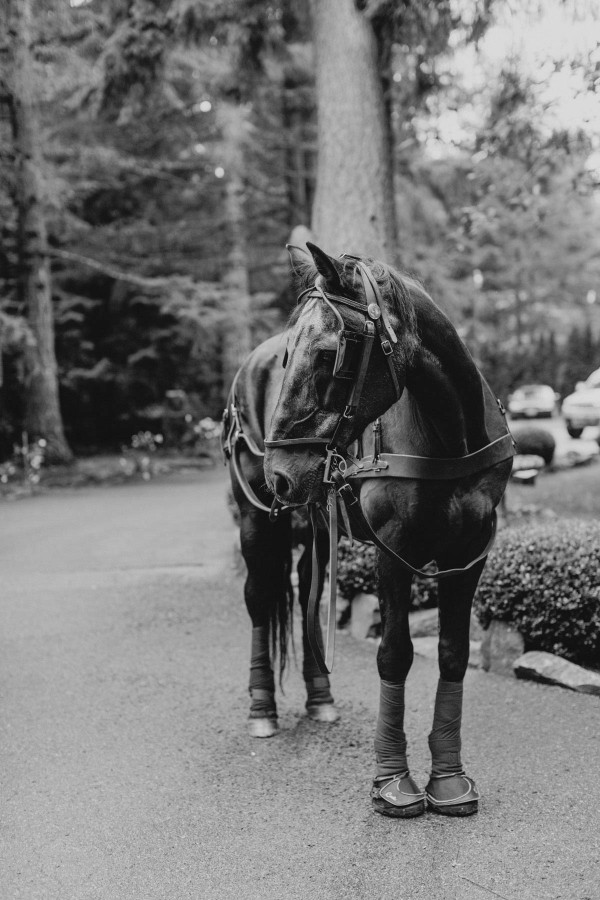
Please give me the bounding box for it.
[561,368,600,438]
[507,384,559,419]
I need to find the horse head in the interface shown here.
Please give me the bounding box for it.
[264,242,418,505]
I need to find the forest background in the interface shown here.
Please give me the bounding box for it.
[1,0,599,463]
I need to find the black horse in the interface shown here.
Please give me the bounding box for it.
[223,332,339,739]
[259,243,513,818]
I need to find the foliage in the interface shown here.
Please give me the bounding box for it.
[0,434,47,490]
[336,537,438,610]
[0,1,599,455]
[511,426,556,466]
[475,520,600,667]
[119,430,164,480]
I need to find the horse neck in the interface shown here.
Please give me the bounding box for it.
[401,292,490,457]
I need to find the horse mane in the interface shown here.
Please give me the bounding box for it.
[288,253,420,361]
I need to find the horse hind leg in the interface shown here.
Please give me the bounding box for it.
[425,560,485,816]
[248,624,278,738]
[296,526,339,724]
[240,506,294,738]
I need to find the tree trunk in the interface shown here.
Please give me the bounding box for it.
[4,0,72,463]
[309,0,398,262]
[218,102,253,393]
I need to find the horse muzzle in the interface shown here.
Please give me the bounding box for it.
[264,447,326,506]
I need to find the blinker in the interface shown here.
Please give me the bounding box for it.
[333,330,364,380]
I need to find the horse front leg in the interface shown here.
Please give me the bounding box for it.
[425,559,486,816]
[296,524,339,723]
[239,504,294,738]
[371,555,426,818]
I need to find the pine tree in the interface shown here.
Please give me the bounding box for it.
[1,0,72,462]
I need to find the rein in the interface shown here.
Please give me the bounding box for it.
[229,264,515,676]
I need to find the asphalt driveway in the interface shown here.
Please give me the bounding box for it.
[1,469,599,900]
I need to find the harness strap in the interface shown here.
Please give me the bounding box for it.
[333,467,499,580]
[264,437,330,448]
[231,434,273,514]
[224,384,290,514]
[346,321,375,414]
[357,262,398,345]
[307,494,338,674]
[345,433,515,482]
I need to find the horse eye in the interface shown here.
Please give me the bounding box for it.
[315,349,336,368]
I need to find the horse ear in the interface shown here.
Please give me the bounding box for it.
[286,243,312,276]
[306,242,342,291]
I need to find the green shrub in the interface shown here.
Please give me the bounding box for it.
[475,519,600,667]
[336,538,438,609]
[512,426,556,465]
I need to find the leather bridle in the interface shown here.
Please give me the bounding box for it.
[264,260,402,486]
[228,260,516,675]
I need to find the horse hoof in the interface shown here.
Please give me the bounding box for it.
[371,772,426,819]
[248,717,278,738]
[425,774,479,816]
[306,703,340,723]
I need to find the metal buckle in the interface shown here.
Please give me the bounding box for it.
[380,338,393,356]
[323,448,346,484]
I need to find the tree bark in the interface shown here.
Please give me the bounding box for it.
[4,0,72,462]
[218,102,253,393]
[309,0,398,262]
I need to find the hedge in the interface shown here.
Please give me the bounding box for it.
[336,538,438,610]
[511,426,556,465]
[475,519,600,667]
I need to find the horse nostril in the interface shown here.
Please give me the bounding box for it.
[273,469,292,500]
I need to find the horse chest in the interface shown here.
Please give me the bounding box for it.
[359,477,475,551]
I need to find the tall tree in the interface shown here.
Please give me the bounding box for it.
[1,0,72,461]
[310,0,398,261]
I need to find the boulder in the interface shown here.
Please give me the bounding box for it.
[350,592,379,640]
[412,636,438,660]
[409,607,439,637]
[469,611,485,642]
[480,620,525,676]
[412,636,482,668]
[513,651,600,696]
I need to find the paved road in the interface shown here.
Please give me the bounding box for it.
[2,470,599,900]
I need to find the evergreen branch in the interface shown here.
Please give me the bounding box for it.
[49,248,172,289]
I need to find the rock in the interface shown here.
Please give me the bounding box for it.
[469,611,485,642]
[409,607,439,637]
[350,592,379,640]
[468,641,482,669]
[480,620,525,676]
[412,636,438,660]
[412,637,482,668]
[514,651,600,695]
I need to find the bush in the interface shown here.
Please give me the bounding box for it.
[511,426,556,465]
[336,538,438,609]
[475,520,600,667]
